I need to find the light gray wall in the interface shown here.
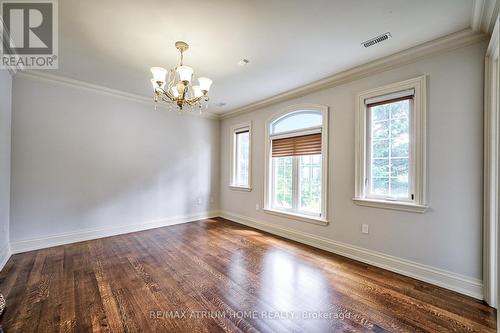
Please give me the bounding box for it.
[0,70,12,257]
[220,41,487,280]
[10,77,220,242]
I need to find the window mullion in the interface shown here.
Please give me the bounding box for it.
[410,100,415,201]
[233,133,237,185]
[237,134,243,185]
[235,134,239,184]
[271,157,275,208]
[366,108,372,196]
[388,104,392,196]
[270,159,279,206]
[309,160,313,211]
[292,156,299,211]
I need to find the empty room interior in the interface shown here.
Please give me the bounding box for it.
[1,0,500,332]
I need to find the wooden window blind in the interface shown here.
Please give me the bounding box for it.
[271,133,321,157]
[366,95,413,108]
[235,128,249,134]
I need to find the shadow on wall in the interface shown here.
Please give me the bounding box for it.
[10,87,219,241]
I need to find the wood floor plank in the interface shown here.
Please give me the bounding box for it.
[0,218,496,333]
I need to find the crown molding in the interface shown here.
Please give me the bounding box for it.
[487,16,499,56]
[13,70,220,120]
[221,29,488,120]
[473,0,500,34]
[10,28,491,122]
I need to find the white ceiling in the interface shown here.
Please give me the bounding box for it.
[55,0,475,114]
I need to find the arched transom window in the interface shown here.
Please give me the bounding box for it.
[265,106,328,224]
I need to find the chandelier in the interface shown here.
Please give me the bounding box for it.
[150,41,212,112]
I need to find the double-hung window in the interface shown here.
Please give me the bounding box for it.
[265,106,328,224]
[230,122,251,190]
[354,76,428,212]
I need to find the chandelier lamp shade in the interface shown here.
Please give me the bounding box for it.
[150,41,212,112]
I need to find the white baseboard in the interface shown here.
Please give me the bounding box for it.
[10,211,220,254]
[220,210,483,300]
[0,242,11,271]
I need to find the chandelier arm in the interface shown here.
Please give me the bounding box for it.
[185,97,203,105]
[185,95,209,106]
[157,89,173,101]
[160,95,171,103]
[166,90,177,101]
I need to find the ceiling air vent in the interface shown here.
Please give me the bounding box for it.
[361,32,392,48]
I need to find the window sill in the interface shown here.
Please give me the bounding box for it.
[263,208,329,226]
[229,185,252,192]
[352,198,428,213]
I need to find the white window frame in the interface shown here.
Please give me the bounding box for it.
[353,76,428,213]
[229,121,252,191]
[264,104,329,225]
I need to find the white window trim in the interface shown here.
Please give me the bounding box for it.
[483,17,499,308]
[229,121,252,191]
[264,104,329,225]
[354,75,428,213]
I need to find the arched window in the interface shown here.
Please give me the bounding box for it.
[271,111,323,134]
[264,105,328,224]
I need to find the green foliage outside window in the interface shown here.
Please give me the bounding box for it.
[274,156,293,208]
[273,155,321,214]
[370,100,410,198]
[299,155,321,213]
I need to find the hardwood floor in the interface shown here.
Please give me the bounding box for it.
[0,218,496,332]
